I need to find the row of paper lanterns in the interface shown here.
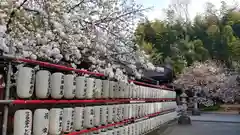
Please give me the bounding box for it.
[16,67,176,99]
[13,102,177,135]
[90,111,178,135]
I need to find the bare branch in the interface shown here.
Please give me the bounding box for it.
[22,6,40,14]
[67,0,85,13]
[95,7,150,25]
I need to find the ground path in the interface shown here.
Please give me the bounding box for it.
[161,113,240,135]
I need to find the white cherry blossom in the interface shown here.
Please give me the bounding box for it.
[0,0,164,81]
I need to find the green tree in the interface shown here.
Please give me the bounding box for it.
[134,1,240,73]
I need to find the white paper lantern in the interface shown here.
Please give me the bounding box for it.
[112,105,117,122]
[63,74,75,99]
[107,105,113,123]
[49,108,63,135]
[140,104,145,117]
[118,81,125,98]
[158,103,163,112]
[162,90,168,99]
[102,80,109,98]
[100,105,108,125]
[14,109,32,135]
[131,104,137,118]
[135,123,140,135]
[147,119,151,130]
[114,105,121,122]
[33,109,49,135]
[135,85,140,98]
[51,72,64,99]
[93,106,101,126]
[86,78,95,98]
[141,86,145,99]
[136,104,141,117]
[35,70,51,98]
[145,104,149,115]
[173,91,176,99]
[140,86,144,98]
[124,83,130,98]
[109,81,115,98]
[142,121,146,132]
[119,127,125,135]
[62,108,74,133]
[117,105,124,121]
[116,83,121,99]
[73,107,84,130]
[157,90,161,99]
[99,132,108,135]
[128,104,133,118]
[107,130,114,135]
[129,84,134,99]
[121,105,125,120]
[83,107,94,128]
[16,67,34,98]
[114,128,120,135]
[123,104,129,119]
[139,121,143,134]
[168,91,172,98]
[132,123,137,135]
[147,88,151,99]
[143,104,147,116]
[128,124,132,135]
[151,89,155,98]
[132,86,138,99]
[114,82,120,98]
[94,79,102,98]
[155,89,159,99]
[144,87,148,99]
[124,126,129,135]
[138,86,142,98]
[152,89,156,99]
[75,76,86,99]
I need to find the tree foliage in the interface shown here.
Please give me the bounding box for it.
[175,61,239,102]
[0,0,163,81]
[135,0,240,73]
[135,0,240,103]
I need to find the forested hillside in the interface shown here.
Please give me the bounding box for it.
[135,1,240,74]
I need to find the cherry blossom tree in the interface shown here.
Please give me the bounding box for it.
[174,60,240,105]
[0,0,160,81]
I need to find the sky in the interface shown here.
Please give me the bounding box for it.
[137,0,239,20]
